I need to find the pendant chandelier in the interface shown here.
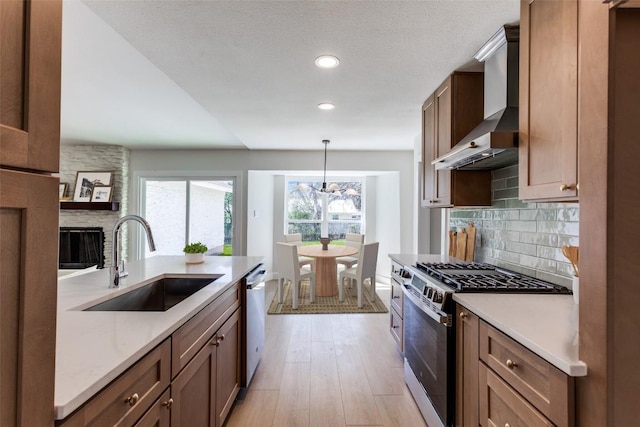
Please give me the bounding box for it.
[294,139,359,196]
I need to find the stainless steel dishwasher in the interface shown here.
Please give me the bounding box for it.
[245,264,266,386]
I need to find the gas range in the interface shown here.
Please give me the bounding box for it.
[415,261,572,294]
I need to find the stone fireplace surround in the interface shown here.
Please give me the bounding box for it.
[59,145,129,267]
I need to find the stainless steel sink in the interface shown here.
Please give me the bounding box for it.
[84,276,220,311]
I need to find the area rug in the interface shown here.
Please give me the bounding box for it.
[268,280,388,314]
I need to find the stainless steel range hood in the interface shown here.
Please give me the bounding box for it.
[433,25,519,171]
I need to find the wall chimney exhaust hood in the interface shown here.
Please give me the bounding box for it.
[433,25,519,171]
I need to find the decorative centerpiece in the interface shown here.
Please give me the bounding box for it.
[319,237,331,250]
[183,242,208,264]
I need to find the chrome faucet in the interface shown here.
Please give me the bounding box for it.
[109,215,157,288]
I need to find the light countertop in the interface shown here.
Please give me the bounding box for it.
[388,253,587,377]
[453,293,586,376]
[55,255,263,420]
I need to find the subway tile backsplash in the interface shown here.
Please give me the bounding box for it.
[450,164,578,288]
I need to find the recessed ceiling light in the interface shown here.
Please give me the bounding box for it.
[315,55,340,69]
[317,102,336,110]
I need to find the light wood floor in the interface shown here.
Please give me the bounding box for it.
[226,279,427,427]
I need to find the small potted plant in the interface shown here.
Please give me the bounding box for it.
[183,242,208,264]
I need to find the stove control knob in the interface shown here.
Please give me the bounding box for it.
[432,291,443,303]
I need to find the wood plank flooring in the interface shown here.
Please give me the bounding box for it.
[227,280,427,427]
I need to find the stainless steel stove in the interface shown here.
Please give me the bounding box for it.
[399,261,571,427]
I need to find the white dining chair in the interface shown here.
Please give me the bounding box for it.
[338,242,379,308]
[284,233,314,269]
[275,242,316,310]
[336,233,364,270]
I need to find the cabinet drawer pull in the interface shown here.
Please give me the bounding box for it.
[505,423,511,427]
[125,393,139,406]
[505,359,518,369]
[161,398,173,409]
[392,325,399,329]
[560,184,575,191]
[459,311,468,319]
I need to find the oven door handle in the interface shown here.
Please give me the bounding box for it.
[401,285,452,327]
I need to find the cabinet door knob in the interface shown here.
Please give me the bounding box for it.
[560,184,575,191]
[218,334,225,341]
[505,359,518,369]
[125,393,139,406]
[505,423,511,427]
[211,338,220,346]
[459,311,468,319]
[392,295,400,299]
[161,398,174,409]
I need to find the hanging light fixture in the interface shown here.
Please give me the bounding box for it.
[320,139,331,192]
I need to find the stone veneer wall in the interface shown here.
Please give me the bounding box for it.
[450,164,579,288]
[59,145,130,267]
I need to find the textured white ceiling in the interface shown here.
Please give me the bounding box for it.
[61,0,519,151]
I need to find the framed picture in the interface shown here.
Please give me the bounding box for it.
[73,171,113,202]
[59,183,68,199]
[91,185,113,202]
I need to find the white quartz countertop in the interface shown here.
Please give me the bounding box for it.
[55,255,263,420]
[453,293,586,376]
[388,253,587,377]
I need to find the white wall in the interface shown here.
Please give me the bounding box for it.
[375,173,401,274]
[246,171,275,269]
[129,149,414,271]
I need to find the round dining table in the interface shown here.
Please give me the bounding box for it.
[296,244,359,297]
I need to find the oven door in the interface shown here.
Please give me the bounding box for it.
[403,286,455,426]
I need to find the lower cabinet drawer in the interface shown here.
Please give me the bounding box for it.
[58,339,171,427]
[479,362,553,427]
[479,321,574,426]
[390,307,403,351]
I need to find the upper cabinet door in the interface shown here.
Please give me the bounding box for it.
[0,0,62,173]
[519,0,578,201]
[433,78,453,206]
[421,94,437,206]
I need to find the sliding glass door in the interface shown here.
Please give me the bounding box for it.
[141,178,234,256]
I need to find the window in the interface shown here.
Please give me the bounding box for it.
[286,178,363,242]
[141,179,234,256]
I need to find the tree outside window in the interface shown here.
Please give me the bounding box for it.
[286,179,363,242]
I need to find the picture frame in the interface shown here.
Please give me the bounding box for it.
[90,185,113,202]
[73,171,113,202]
[59,183,68,199]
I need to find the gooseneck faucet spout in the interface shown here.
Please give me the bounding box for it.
[109,215,156,288]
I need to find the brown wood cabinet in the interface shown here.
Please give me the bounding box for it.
[135,390,171,427]
[57,283,242,427]
[479,321,574,427]
[421,72,491,208]
[456,307,575,427]
[456,306,479,427]
[57,340,172,427]
[0,1,62,426]
[519,0,579,201]
[170,308,240,427]
[0,0,61,173]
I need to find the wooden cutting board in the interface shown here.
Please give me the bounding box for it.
[465,222,477,262]
[449,231,457,257]
[456,230,468,260]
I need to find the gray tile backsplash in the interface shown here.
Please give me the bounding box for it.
[450,164,578,288]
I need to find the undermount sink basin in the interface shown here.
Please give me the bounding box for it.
[84,276,220,312]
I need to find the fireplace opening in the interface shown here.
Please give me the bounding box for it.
[59,227,105,269]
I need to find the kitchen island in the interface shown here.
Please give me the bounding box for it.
[55,255,263,421]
